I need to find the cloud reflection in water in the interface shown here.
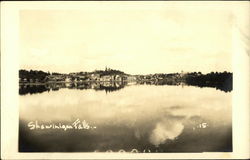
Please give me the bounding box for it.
[149,116,184,146]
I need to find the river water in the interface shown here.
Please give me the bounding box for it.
[19,83,232,152]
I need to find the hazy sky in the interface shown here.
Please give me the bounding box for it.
[20,3,233,74]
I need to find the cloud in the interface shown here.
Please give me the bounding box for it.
[149,117,184,146]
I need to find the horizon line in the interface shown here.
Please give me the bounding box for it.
[19,68,232,75]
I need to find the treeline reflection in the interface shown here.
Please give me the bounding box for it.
[19,82,126,95]
[137,80,232,92]
[19,80,232,96]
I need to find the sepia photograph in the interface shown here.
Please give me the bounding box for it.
[1,1,249,159]
[18,4,233,153]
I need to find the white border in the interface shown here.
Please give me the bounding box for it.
[1,1,249,159]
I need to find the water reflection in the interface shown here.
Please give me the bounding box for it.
[19,80,232,96]
[149,115,184,146]
[19,84,232,152]
[137,80,232,92]
[19,81,127,95]
[19,85,50,95]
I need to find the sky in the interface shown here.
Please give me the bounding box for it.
[20,3,233,75]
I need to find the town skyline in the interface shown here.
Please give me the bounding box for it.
[19,67,232,76]
[19,67,233,93]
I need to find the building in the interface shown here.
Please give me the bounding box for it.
[100,75,112,81]
[48,75,65,82]
[91,73,100,81]
[19,78,28,83]
[115,75,122,81]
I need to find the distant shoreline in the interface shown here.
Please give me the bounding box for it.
[19,80,136,85]
[19,69,232,93]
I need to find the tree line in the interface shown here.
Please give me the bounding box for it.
[184,71,232,92]
[19,69,50,82]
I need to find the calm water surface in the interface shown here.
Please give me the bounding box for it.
[19,84,232,152]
